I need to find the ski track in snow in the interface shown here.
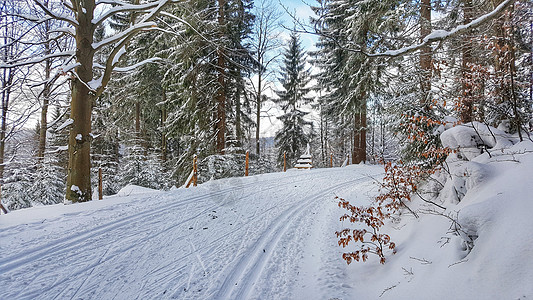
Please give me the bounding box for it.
[214,176,370,300]
[0,166,381,300]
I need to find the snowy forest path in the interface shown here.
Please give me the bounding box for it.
[213,176,373,300]
[0,166,382,300]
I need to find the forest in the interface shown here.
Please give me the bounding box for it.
[0,0,531,211]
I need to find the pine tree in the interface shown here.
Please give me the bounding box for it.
[274,32,313,166]
[2,129,38,210]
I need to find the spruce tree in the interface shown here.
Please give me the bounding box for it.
[274,32,313,166]
[30,155,65,206]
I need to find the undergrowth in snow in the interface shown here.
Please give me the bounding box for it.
[340,121,533,299]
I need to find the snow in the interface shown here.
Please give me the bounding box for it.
[88,76,103,91]
[70,185,81,195]
[113,46,127,66]
[116,184,158,196]
[75,134,82,141]
[0,166,381,299]
[1,139,533,299]
[55,118,73,131]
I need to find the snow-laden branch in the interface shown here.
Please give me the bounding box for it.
[113,57,161,72]
[92,2,164,27]
[366,0,513,58]
[0,51,76,68]
[33,0,78,26]
[92,21,157,51]
[159,11,211,43]
[50,27,76,37]
[94,0,177,98]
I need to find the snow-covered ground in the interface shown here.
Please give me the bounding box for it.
[1,146,532,299]
[0,166,383,299]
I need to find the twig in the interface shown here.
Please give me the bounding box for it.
[379,282,400,298]
[402,267,414,276]
[448,258,468,268]
[409,256,432,265]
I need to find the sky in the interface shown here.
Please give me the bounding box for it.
[256,0,320,137]
[275,0,318,51]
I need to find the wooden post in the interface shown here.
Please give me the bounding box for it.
[245,150,249,176]
[347,154,350,165]
[283,151,287,172]
[330,153,333,168]
[193,155,198,187]
[0,186,6,214]
[98,167,103,200]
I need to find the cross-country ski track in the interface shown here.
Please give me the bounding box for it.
[0,165,382,300]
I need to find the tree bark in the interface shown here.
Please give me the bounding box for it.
[66,0,95,202]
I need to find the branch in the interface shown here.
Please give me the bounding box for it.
[370,0,513,57]
[33,0,78,26]
[0,51,76,68]
[92,21,157,51]
[113,57,161,72]
[50,27,76,37]
[306,0,513,58]
[92,1,164,27]
[95,0,176,98]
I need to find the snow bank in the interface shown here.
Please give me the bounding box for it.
[116,184,158,196]
[440,121,517,161]
[346,123,533,298]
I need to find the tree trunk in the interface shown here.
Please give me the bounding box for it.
[135,101,141,138]
[235,76,242,141]
[38,49,51,160]
[161,90,167,163]
[353,114,359,164]
[255,69,262,156]
[38,8,52,161]
[353,108,367,164]
[460,0,474,123]
[359,106,367,163]
[216,0,226,154]
[66,0,95,202]
[0,12,14,199]
[320,106,325,165]
[0,71,10,186]
[420,0,432,106]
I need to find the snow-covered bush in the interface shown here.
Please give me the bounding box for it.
[29,156,65,206]
[406,120,528,256]
[2,164,34,210]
